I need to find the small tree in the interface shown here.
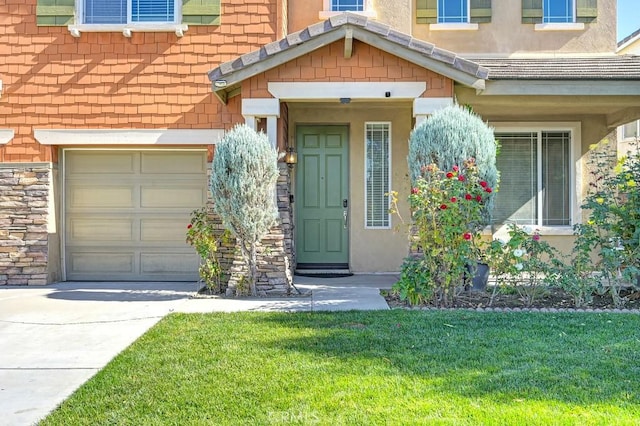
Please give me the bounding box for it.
[408,105,499,221]
[210,124,279,296]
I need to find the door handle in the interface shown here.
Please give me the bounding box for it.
[343,210,348,229]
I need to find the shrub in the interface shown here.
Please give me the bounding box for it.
[569,139,640,307]
[483,224,558,307]
[392,159,494,307]
[210,124,279,296]
[186,207,230,293]
[392,256,433,306]
[407,105,499,223]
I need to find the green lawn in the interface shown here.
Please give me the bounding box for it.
[42,311,640,425]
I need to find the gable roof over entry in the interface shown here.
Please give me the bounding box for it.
[207,12,489,104]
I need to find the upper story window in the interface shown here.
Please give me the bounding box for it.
[438,0,469,23]
[320,0,375,19]
[331,0,364,12]
[81,0,178,25]
[416,0,490,27]
[543,0,574,23]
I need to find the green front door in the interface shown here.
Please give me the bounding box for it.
[295,125,349,268]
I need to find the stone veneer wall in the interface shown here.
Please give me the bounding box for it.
[207,163,295,295]
[0,164,51,285]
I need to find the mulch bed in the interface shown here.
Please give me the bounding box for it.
[383,286,640,312]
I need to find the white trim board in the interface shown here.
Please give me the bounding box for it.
[268,82,427,100]
[34,129,224,145]
[0,129,14,145]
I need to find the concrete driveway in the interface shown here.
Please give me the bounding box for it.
[0,275,394,425]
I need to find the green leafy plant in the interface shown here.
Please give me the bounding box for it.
[186,207,230,293]
[392,159,494,307]
[408,105,499,222]
[569,139,640,307]
[392,256,433,306]
[210,124,279,296]
[482,224,558,307]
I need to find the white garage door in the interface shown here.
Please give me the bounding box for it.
[64,150,207,281]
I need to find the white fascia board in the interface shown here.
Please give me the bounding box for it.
[481,80,640,96]
[34,129,224,145]
[413,98,454,116]
[0,129,14,145]
[241,98,281,116]
[268,82,427,100]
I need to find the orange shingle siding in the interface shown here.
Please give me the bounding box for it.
[0,0,279,163]
[241,40,454,99]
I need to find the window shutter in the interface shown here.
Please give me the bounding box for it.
[416,0,437,25]
[470,0,491,23]
[36,0,75,26]
[576,0,597,23]
[182,0,220,25]
[521,0,542,24]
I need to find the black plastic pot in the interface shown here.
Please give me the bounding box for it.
[465,262,490,291]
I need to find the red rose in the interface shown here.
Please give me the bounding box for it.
[533,234,541,241]
[463,233,472,240]
[446,172,454,179]
[187,224,193,229]
[458,175,466,182]
[411,187,420,194]
[485,187,493,193]
[450,197,457,203]
[465,193,472,200]
[440,204,447,210]
[476,195,482,202]
[479,181,488,188]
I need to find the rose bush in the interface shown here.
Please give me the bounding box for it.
[392,158,494,307]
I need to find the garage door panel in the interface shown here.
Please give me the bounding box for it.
[69,252,135,274]
[140,186,205,208]
[66,152,136,175]
[141,152,206,174]
[68,218,134,243]
[141,253,199,274]
[140,219,188,242]
[68,186,135,209]
[65,150,205,281]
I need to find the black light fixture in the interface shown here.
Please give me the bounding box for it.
[285,146,297,169]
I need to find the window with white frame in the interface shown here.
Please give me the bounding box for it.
[81,0,178,25]
[543,0,574,23]
[331,0,364,11]
[365,122,391,228]
[622,120,640,140]
[438,0,469,23]
[493,130,572,227]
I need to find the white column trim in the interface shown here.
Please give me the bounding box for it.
[34,129,224,145]
[413,97,454,116]
[268,82,427,100]
[266,116,278,149]
[244,116,257,130]
[0,129,14,145]
[242,98,281,117]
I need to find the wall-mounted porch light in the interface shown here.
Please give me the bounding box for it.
[285,146,297,169]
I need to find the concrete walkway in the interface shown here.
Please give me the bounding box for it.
[0,275,395,426]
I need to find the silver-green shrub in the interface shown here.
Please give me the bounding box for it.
[210,124,279,296]
[408,105,499,222]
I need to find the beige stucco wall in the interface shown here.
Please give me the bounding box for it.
[288,0,411,34]
[288,102,413,273]
[413,0,616,55]
[288,0,617,55]
[618,38,640,55]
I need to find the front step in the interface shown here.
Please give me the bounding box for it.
[294,269,353,278]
